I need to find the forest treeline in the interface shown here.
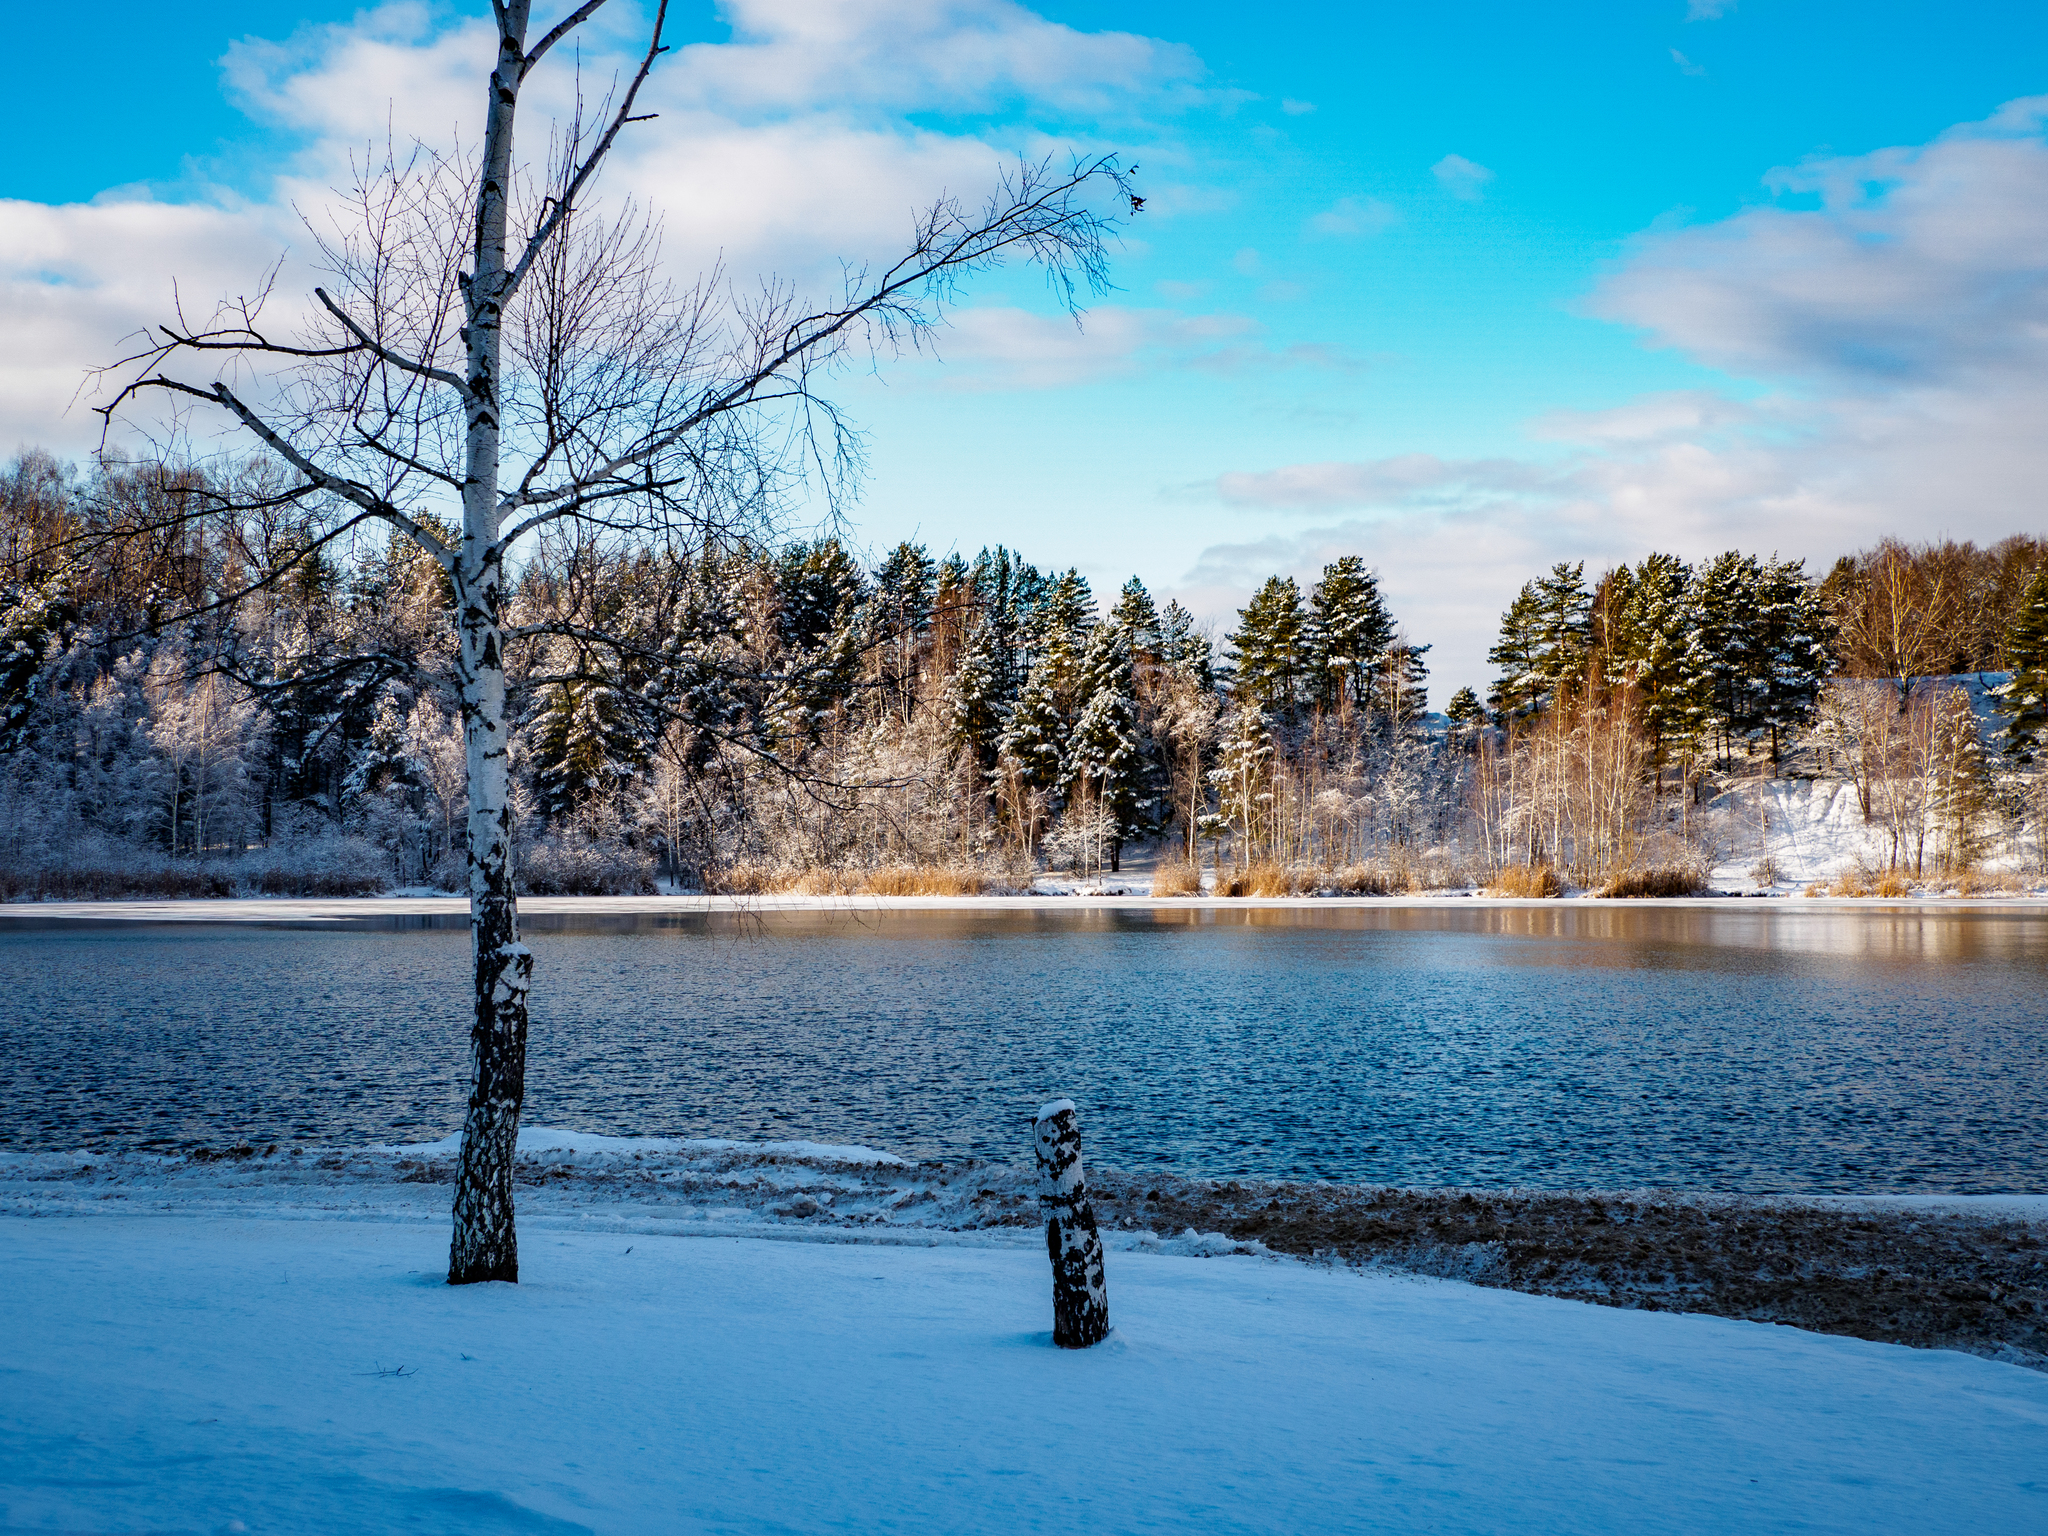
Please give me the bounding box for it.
[1,447,2045,896]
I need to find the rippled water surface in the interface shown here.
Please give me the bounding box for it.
[4,904,2046,1191]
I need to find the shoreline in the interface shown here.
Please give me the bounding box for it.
[7,1131,2043,1369]
[4,890,2048,923]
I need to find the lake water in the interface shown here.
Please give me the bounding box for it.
[3,904,2045,1192]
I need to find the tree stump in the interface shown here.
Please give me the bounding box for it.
[1034,1098,1110,1348]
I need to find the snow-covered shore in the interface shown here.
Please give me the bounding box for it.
[5,1132,2046,1533]
[4,1134,2045,1534]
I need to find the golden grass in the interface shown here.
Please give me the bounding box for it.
[1246,861,1299,897]
[705,864,988,896]
[857,867,988,896]
[1150,862,1204,897]
[1829,871,1871,897]
[1873,870,1913,898]
[1597,864,1708,899]
[1486,864,1564,899]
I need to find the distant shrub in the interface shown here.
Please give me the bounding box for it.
[1598,864,1709,899]
[1486,864,1563,899]
[1873,870,1913,898]
[1830,871,1872,897]
[1150,862,1204,898]
[1324,864,1396,896]
[519,833,656,895]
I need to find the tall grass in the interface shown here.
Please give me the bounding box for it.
[1486,864,1564,899]
[1596,864,1708,899]
[1150,862,1204,897]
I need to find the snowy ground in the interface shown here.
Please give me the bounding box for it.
[5,1133,2046,1534]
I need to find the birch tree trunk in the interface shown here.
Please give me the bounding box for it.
[1034,1098,1110,1348]
[448,0,533,1287]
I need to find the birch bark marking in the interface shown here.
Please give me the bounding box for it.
[1034,1098,1110,1348]
[448,0,534,1287]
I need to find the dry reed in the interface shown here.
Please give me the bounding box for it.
[1596,865,1709,899]
[1150,862,1204,898]
[1486,864,1564,899]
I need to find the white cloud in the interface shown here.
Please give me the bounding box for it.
[1431,153,1495,201]
[1671,49,1707,78]
[1280,98,1316,116]
[1686,0,1735,19]
[1594,97,2048,388]
[1304,195,1397,238]
[1,0,1215,451]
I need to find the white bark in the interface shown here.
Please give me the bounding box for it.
[448,0,533,1287]
[1034,1098,1110,1348]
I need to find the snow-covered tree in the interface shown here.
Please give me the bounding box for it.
[1229,576,1310,718]
[1993,566,2048,761]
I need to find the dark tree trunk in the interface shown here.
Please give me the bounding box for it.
[1034,1098,1110,1348]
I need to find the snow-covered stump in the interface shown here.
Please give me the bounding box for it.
[1034,1098,1110,1348]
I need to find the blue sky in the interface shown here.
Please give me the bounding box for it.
[7,1,2047,696]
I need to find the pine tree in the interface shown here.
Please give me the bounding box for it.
[1607,553,1713,775]
[948,621,1010,773]
[528,677,648,824]
[1110,575,1162,677]
[997,658,1068,793]
[1994,565,2048,761]
[774,539,866,653]
[1751,556,1834,764]
[1159,600,1213,689]
[1065,627,1148,867]
[1228,576,1309,718]
[1445,685,1486,744]
[1308,556,1394,710]
[1487,562,1589,719]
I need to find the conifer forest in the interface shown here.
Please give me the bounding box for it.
[3,448,2045,898]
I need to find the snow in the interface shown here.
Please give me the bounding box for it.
[4,1139,2045,1533]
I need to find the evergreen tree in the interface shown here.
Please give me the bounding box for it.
[1607,553,1713,775]
[1228,576,1310,718]
[1158,600,1213,689]
[1308,556,1394,710]
[1445,685,1486,744]
[1751,555,1834,764]
[948,620,1009,773]
[1487,562,1589,718]
[528,677,648,824]
[1994,565,2048,761]
[774,539,866,652]
[1110,576,1162,664]
[1694,551,1831,764]
[1065,622,1149,866]
[1035,567,1096,666]
[997,658,1068,793]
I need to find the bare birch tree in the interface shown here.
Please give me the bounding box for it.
[93,0,1130,1283]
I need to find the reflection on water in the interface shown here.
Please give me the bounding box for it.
[2,904,2044,1192]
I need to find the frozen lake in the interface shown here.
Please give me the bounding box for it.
[4,903,2045,1192]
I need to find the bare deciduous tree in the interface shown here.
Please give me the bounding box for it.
[94,0,1130,1283]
